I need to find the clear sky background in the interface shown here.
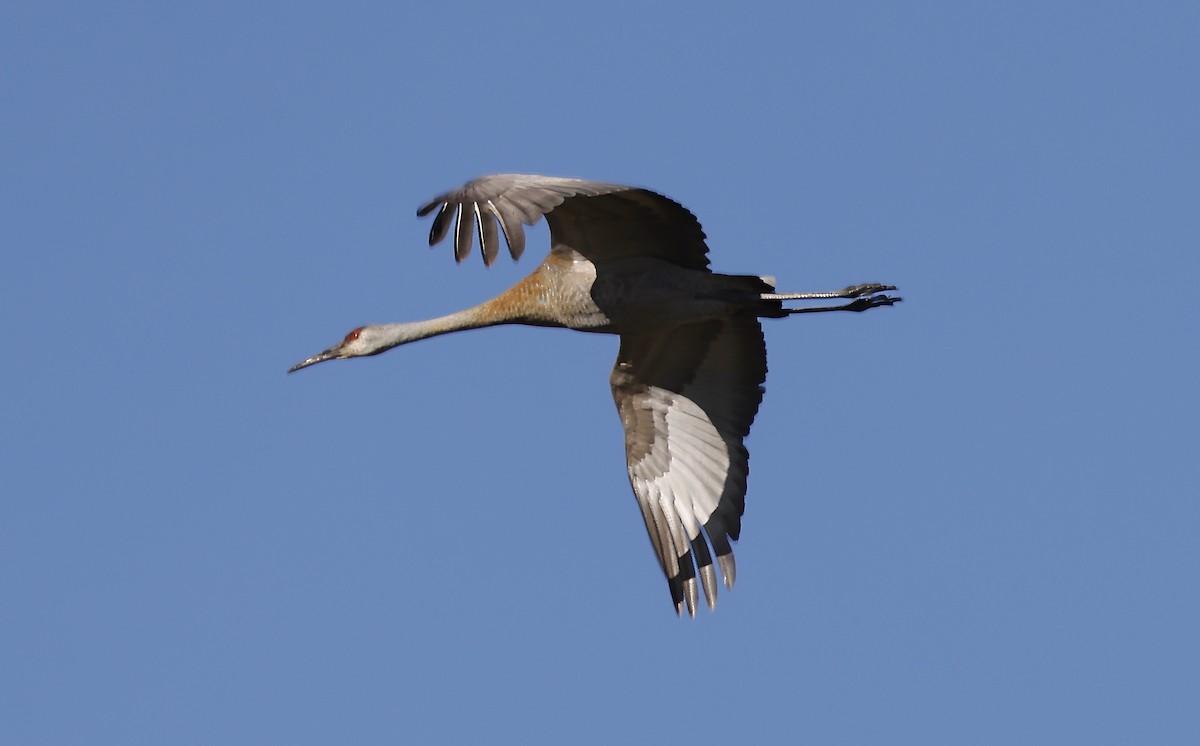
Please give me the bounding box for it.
[3,2,1198,744]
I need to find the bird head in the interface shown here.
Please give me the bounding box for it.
[288,326,381,372]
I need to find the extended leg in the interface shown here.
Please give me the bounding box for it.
[762,283,901,314]
[762,283,896,302]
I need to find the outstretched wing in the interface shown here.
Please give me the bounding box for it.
[610,316,767,615]
[417,174,711,271]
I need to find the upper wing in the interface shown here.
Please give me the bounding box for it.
[416,174,711,271]
[610,316,767,615]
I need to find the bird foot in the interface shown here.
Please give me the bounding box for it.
[842,283,897,298]
[841,293,902,312]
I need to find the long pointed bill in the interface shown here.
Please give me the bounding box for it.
[288,347,340,373]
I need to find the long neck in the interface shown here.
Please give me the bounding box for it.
[365,263,567,354]
[370,303,505,351]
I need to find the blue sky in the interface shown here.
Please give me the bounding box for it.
[3,2,1198,743]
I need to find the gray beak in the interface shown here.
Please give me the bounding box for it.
[288,346,340,373]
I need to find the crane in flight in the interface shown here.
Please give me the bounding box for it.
[289,174,900,616]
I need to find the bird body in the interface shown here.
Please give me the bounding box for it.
[290,174,900,615]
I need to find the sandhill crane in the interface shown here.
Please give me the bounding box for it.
[290,174,900,616]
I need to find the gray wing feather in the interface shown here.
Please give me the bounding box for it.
[417,173,711,269]
[611,317,767,615]
[453,203,474,263]
[426,201,453,247]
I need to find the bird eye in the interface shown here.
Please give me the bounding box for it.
[344,327,364,343]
